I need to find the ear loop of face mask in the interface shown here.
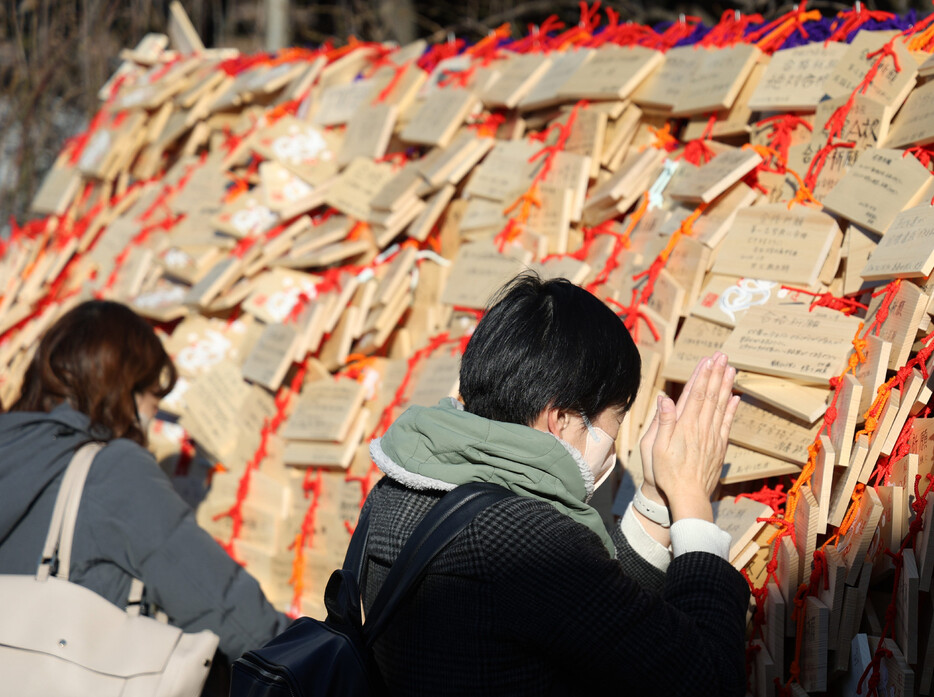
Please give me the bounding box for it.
[134,391,153,437]
[581,413,598,441]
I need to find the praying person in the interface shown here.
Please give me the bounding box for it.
[358,273,749,696]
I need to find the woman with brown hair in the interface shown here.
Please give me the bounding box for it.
[0,300,288,679]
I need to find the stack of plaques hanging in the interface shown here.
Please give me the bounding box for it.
[9,3,934,691]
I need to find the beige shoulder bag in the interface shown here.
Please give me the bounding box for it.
[0,442,219,696]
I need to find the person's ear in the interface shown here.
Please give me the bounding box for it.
[545,407,574,438]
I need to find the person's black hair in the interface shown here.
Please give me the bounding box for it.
[459,272,641,426]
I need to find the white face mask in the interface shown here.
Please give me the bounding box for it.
[580,413,617,491]
[138,411,153,436]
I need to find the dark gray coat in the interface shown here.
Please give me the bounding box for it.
[0,403,288,659]
[361,477,750,696]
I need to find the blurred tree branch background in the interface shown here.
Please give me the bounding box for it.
[0,0,929,227]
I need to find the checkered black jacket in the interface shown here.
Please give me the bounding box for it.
[360,477,750,696]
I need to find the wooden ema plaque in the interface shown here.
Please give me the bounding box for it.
[728,396,821,465]
[800,596,830,693]
[839,485,884,585]
[439,240,530,310]
[720,443,801,485]
[825,30,918,109]
[282,377,366,443]
[865,280,929,370]
[733,372,828,424]
[518,49,593,111]
[324,156,395,222]
[834,563,872,671]
[829,373,862,473]
[662,316,731,383]
[861,205,934,281]
[481,53,552,109]
[748,41,847,112]
[241,268,319,324]
[31,164,83,216]
[765,583,786,676]
[213,194,280,240]
[785,140,855,202]
[338,102,397,167]
[794,485,820,586]
[670,43,760,117]
[419,134,494,190]
[858,386,904,484]
[886,454,917,556]
[810,93,891,156]
[906,417,934,483]
[240,321,300,391]
[811,435,835,535]
[557,45,663,101]
[282,408,369,469]
[562,108,605,179]
[631,44,697,111]
[313,78,374,126]
[251,116,341,188]
[712,204,839,287]
[667,147,761,204]
[712,496,772,562]
[179,360,251,462]
[260,163,322,218]
[822,147,933,236]
[184,257,244,309]
[464,139,539,202]
[843,225,880,296]
[879,370,926,457]
[400,88,478,149]
[690,182,757,249]
[885,76,934,149]
[819,546,847,650]
[406,353,460,408]
[867,637,915,697]
[680,59,765,142]
[721,305,862,386]
[777,535,799,637]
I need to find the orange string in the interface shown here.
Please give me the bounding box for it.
[494,101,586,251]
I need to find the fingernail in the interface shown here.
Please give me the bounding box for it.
[717,353,728,366]
[705,358,713,369]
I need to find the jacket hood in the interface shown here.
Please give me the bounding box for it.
[370,398,615,554]
[0,404,98,544]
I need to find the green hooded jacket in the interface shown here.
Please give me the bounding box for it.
[370,398,615,554]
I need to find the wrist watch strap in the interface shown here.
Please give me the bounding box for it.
[633,488,671,528]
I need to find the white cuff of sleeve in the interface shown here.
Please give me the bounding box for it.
[670,519,731,561]
[620,503,673,572]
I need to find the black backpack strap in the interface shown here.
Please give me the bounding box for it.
[341,478,384,581]
[362,481,513,645]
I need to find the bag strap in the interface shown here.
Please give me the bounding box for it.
[38,442,103,582]
[362,482,513,645]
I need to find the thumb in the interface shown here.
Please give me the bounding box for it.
[653,395,677,450]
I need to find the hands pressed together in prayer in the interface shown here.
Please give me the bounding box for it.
[636,352,740,536]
